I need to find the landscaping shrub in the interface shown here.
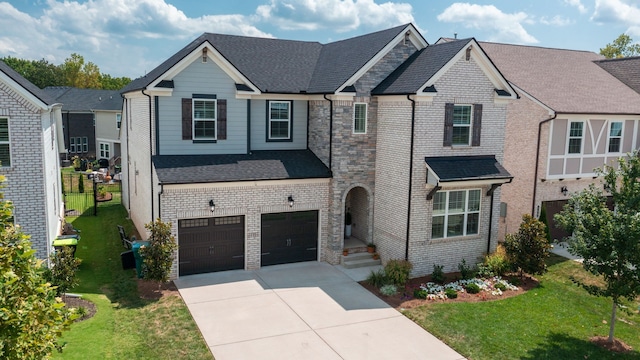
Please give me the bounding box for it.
[431,264,445,284]
[504,214,552,277]
[78,174,84,193]
[43,246,82,297]
[366,269,388,288]
[445,288,458,299]
[494,282,507,291]
[413,288,428,299]
[479,244,510,277]
[465,282,481,294]
[380,284,398,296]
[140,219,178,283]
[384,259,413,286]
[458,259,475,280]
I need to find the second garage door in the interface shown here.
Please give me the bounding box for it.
[261,210,318,267]
[178,216,245,276]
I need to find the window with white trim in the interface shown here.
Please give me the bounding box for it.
[452,105,472,146]
[568,121,583,154]
[82,137,88,153]
[608,121,622,153]
[69,136,76,153]
[99,142,110,159]
[432,189,481,239]
[116,113,122,130]
[193,98,217,139]
[268,101,291,140]
[353,103,367,134]
[0,118,10,167]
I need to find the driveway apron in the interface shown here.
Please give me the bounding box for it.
[175,262,465,360]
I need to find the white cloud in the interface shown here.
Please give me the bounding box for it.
[564,0,588,14]
[256,0,414,32]
[592,0,640,37]
[437,3,538,44]
[0,0,272,77]
[539,15,573,26]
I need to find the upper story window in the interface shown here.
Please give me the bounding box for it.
[268,101,291,141]
[444,103,482,147]
[116,113,122,130]
[608,121,622,153]
[568,121,583,154]
[432,189,481,239]
[69,137,76,153]
[0,118,10,167]
[353,103,367,134]
[193,98,217,139]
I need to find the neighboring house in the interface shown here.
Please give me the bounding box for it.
[0,60,65,259]
[595,56,640,95]
[43,87,123,166]
[478,43,640,241]
[121,24,516,278]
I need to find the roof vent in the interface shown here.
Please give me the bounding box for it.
[202,47,208,63]
[404,31,410,45]
[466,47,472,61]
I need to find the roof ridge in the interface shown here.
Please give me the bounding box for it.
[594,55,640,63]
[480,40,598,55]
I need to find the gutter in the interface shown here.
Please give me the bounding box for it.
[121,94,131,215]
[323,94,334,172]
[141,90,155,220]
[531,112,557,215]
[405,94,416,261]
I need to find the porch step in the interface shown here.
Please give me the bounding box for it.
[342,252,381,269]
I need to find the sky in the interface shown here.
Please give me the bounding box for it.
[0,0,639,79]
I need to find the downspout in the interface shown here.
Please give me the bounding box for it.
[142,90,154,221]
[247,99,251,153]
[323,94,333,172]
[486,179,512,254]
[158,183,163,219]
[65,111,70,159]
[306,101,310,150]
[405,94,416,261]
[122,94,131,214]
[531,112,557,215]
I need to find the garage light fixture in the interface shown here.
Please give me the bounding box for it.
[209,199,215,212]
[288,195,294,207]
[560,186,568,196]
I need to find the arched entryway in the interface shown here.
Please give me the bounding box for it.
[343,186,371,249]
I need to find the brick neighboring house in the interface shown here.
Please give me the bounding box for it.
[121,24,516,278]
[43,87,123,165]
[479,43,640,241]
[0,60,65,259]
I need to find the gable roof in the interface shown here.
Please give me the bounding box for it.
[43,87,122,112]
[122,24,417,95]
[595,56,640,95]
[372,39,470,95]
[0,60,56,106]
[480,42,640,114]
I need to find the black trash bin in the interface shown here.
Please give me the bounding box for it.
[121,250,135,270]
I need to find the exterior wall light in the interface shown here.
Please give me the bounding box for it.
[288,195,294,207]
[209,199,215,212]
[561,186,568,196]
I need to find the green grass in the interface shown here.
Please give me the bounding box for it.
[404,255,640,360]
[53,200,212,359]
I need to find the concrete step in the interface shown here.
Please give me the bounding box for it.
[342,252,381,269]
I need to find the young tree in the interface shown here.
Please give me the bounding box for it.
[44,246,82,299]
[555,151,640,343]
[0,176,75,358]
[600,34,640,58]
[504,214,552,278]
[140,219,178,283]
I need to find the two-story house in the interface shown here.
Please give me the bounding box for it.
[479,43,640,241]
[121,24,516,278]
[0,60,65,259]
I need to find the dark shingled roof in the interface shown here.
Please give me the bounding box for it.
[425,155,512,182]
[595,56,640,95]
[153,150,331,184]
[0,60,56,105]
[372,39,470,95]
[42,87,122,111]
[122,24,410,95]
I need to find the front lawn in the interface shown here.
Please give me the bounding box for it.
[53,200,212,359]
[403,255,640,360]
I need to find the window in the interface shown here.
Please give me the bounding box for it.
[69,137,76,153]
[432,189,481,239]
[116,113,122,130]
[193,98,217,139]
[568,121,583,154]
[0,118,10,167]
[353,103,367,134]
[82,137,88,153]
[99,142,110,159]
[608,122,622,153]
[452,105,472,145]
[268,101,291,140]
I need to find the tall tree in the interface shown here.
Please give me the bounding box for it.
[600,34,640,58]
[1,56,64,88]
[555,151,640,343]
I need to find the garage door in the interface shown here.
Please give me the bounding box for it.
[178,216,244,275]
[261,210,318,267]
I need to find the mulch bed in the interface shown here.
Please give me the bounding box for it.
[63,296,97,322]
[137,279,179,300]
[590,336,634,353]
[359,272,540,310]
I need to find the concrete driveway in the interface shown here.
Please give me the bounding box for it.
[175,262,465,360]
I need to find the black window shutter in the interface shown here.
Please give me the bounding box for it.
[443,103,454,146]
[181,98,192,140]
[217,99,227,140]
[472,103,482,146]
